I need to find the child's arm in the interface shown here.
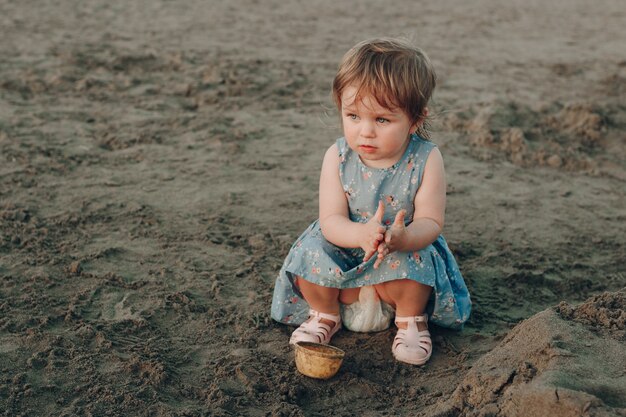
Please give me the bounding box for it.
[374,147,446,267]
[319,144,386,261]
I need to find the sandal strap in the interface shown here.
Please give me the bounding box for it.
[395,314,428,325]
[295,318,332,337]
[309,309,341,323]
[393,329,432,350]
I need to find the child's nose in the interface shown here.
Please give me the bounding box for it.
[360,121,376,138]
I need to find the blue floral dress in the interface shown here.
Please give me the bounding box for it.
[270,134,471,329]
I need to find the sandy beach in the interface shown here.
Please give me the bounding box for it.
[1,0,625,415]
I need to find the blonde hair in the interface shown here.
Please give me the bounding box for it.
[332,38,436,138]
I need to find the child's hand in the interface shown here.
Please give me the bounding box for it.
[361,201,386,263]
[374,210,408,269]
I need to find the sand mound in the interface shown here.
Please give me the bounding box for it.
[431,289,626,417]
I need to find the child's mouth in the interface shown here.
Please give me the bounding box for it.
[359,145,377,153]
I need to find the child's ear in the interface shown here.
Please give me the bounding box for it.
[411,107,429,133]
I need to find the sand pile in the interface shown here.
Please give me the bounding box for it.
[431,290,626,417]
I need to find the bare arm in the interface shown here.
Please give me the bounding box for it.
[318,144,386,258]
[375,147,446,265]
[402,146,446,250]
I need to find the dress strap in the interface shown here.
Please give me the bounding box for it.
[335,137,349,157]
[411,134,437,190]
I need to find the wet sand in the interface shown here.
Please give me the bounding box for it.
[1,0,625,415]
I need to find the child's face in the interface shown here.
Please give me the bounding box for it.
[341,85,418,169]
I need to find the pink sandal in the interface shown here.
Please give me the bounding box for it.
[289,309,342,346]
[392,314,432,365]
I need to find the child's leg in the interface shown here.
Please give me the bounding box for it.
[290,276,342,345]
[374,279,433,365]
[374,279,432,330]
[296,276,340,316]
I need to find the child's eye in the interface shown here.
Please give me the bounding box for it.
[376,117,389,124]
[347,114,358,120]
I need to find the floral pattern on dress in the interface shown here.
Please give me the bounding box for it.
[270,134,471,329]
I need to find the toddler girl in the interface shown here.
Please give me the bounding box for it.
[271,38,471,365]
